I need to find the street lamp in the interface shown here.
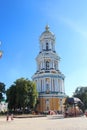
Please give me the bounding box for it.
[0,51,3,58]
[0,41,3,58]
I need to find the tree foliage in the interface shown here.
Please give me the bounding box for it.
[73,87,87,111]
[6,78,38,111]
[0,82,5,101]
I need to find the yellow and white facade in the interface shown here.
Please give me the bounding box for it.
[32,25,66,113]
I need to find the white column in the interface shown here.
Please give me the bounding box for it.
[38,62,40,71]
[58,79,60,92]
[54,78,55,91]
[63,79,65,93]
[39,79,41,92]
[53,44,55,51]
[50,78,52,91]
[55,78,57,91]
[62,79,65,93]
[49,42,51,49]
[57,79,59,92]
[44,59,45,69]
[40,62,42,70]
[44,78,46,91]
[56,78,58,92]
[60,80,62,92]
[52,60,54,68]
[43,42,45,50]
[61,80,63,92]
[49,78,51,91]
[42,79,44,92]
[57,61,58,70]
[42,59,44,69]
[52,78,54,91]
[37,62,38,71]
[44,78,45,92]
[35,80,37,91]
[37,79,39,92]
[51,78,53,91]
[52,43,53,51]
[50,59,52,68]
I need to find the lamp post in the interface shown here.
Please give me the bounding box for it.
[0,42,3,58]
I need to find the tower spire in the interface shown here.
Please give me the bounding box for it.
[45,25,50,31]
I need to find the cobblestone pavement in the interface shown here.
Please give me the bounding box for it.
[0,116,87,130]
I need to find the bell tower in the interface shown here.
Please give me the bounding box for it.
[39,25,55,53]
[32,25,66,112]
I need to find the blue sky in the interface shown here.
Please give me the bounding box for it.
[0,0,87,96]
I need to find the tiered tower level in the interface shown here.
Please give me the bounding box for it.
[32,25,66,112]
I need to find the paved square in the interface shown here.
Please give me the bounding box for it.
[0,116,87,130]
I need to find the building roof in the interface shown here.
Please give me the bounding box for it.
[39,25,55,41]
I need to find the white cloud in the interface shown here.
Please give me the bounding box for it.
[42,5,87,39]
[58,16,87,38]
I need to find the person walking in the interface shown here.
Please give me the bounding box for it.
[6,113,9,121]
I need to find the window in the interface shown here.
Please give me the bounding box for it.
[45,99,49,111]
[46,61,49,70]
[46,43,49,50]
[54,61,57,70]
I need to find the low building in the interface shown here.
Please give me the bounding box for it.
[0,99,8,112]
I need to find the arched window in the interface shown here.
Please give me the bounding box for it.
[46,43,49,50]
[46,61,49,70]
[54,61,57,70]
[45,99,49,111]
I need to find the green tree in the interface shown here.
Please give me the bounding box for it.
[73,88,87,111]
[6,78,38,112]
[6,84,16,110]
[0,82,5,101]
